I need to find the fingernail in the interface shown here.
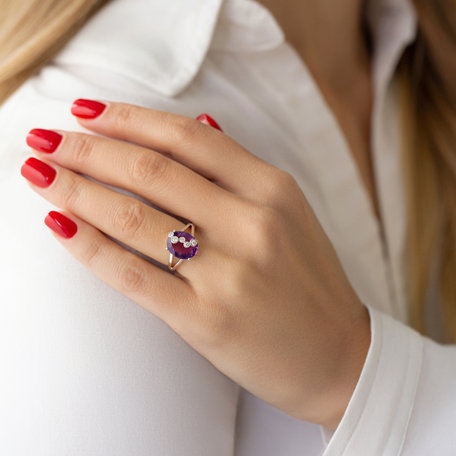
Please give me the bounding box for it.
[26,128,62,153]
[45,211,78,239]
[21,157,56,188]
[71,99,106,119]
[196,113,223,132]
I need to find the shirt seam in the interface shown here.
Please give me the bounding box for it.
[340,306,384,455]
[397,333,425,455]
[321,305,383,455]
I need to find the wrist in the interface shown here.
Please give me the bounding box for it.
[320,305,371,431]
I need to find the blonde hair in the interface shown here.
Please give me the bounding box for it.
[0,0,109,102]
[1,0,455,342]
[398,15,456,343]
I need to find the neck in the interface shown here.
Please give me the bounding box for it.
[257,0,371,95]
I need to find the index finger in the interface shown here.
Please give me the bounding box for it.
[70,99,272,196]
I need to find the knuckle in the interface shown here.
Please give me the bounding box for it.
[275,170,297,190]
[267,169,297,198]
[113,104,137,129]
[118,260,148,294]
[197,302,234,348]
[62,177,83,211]
[129,152,168,187]
[244,206,282,261]
[81,239,103,268]
[250,206,280,235]
[71,134,96,165]
[259,169,300,212]
[171,117,204,144]
[228,261,255,298]
[112,200,145,239]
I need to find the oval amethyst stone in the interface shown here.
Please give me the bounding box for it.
[167,231,198,260]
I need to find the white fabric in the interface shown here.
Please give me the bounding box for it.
[0,0,455,454]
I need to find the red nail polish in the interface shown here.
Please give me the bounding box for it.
[26,128,62,153]
[196,113,223,132]
[21,157,56,188]
[71,99,106,119]
[45,211,78,239]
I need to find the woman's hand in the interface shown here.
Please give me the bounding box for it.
[21,99,371,430]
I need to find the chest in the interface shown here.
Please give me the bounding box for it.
[205,45,406,319]
[332,98,385,231]
[299,56,385,233]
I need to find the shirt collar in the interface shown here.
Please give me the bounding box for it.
[365,0,418,93]
[213,0,418,91]
[53,0,225,97]
[53,0,417,97]
[210,0,284,52]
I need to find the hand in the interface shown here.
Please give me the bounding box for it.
[21,99,371,430]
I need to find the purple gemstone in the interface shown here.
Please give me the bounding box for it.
[167,231,198,260]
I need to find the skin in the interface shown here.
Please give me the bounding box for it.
[258,0,380,225]
[23,101,371,431]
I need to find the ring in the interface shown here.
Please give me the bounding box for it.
[166,223,199,271]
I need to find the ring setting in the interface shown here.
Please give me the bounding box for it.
[166,223,199,271]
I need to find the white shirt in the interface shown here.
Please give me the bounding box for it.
[0,0,455,454]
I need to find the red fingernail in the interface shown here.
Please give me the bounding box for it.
[45,211,78,239]
[196,113,223,132]
[26,128,62,153]
[71,99,106,119]
[21,157,56,188]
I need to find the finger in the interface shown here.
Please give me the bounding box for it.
[21,156,204,278]
[26,128,236,229]
[43,209,194,329]
[196,113,223,132]
[70,99,272,196]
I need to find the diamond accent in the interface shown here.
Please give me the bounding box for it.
[167,230,198,260]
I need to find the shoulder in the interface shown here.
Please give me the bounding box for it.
[0,0,224,178]
[0,0,284,178]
